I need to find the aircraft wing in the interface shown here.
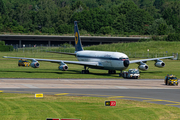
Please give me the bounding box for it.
[130,56,174,64]
[3,56,103,67]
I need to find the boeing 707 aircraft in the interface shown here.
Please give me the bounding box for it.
[3,21,174,76]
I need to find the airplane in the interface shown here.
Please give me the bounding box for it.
[3,21,174,76]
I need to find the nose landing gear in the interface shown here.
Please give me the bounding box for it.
[119,70,122,77]
[81,66,89,74]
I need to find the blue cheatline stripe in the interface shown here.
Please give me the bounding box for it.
[77,55,124,61]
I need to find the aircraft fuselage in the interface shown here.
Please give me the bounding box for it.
[76,50,129,70]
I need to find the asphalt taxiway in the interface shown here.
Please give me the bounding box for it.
[0,78,180,108]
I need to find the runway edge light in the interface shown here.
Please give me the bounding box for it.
[35,93,43,98]
[105,101,116,106]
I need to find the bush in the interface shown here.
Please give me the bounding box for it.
[34,30,41,35]
[0,45,13,51]
[152,36,163,41]
[60,43,73,47]
[99,26,114,35]
[0,41,5,46]
[166,33,180,41]
[58,24,73,34]
[138,38,151,42]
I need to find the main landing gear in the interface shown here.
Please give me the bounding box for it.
[81,66,89,74]
[108,70,116,74]
[119,70,122,77]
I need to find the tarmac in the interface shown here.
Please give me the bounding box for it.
[0,78,180,108]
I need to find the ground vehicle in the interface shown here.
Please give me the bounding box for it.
[165,74,178,85]
[122,69,140,79]
[18,59,30,67]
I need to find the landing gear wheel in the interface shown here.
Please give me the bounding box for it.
[119,70,123,77]
[82,70,85,74]
[81,70,89,74]
[108,70,116,74]
[85,70,89,74]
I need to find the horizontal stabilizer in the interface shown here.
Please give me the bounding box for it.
[47,51,76,56]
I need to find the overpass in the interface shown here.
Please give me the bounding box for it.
[0,35,149,48]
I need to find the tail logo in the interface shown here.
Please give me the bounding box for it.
[75,32,78,44]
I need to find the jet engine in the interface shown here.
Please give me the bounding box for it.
[58,64,68,71]
[138,64,148,70]
[155,62,165,68]
[30,62,40,68]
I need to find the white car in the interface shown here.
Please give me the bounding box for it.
[122,69,140,79]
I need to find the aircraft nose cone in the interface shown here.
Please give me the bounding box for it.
[124,60,129,67]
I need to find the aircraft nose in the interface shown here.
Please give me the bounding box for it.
[124,60,129,67]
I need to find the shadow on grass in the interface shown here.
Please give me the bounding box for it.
[0,69,116,77]
[140,71,163,74]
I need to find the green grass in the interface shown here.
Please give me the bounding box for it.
[0,55,179,79]
[0,93,180,120]
[85,41,180,52]
[0,54,180,79]
[1,41,180,79]
[17,41,180,58]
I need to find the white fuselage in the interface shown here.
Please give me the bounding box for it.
[76,50,129,70]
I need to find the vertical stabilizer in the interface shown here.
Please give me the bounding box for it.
[74,21,83,52]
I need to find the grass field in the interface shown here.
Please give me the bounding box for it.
[1,41,180,79]
[0,53,179,79]
[1,41,180,120]
[17,41,180,58]
[0,93,180,120]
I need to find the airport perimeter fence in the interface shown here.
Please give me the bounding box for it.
[8,46,179,60]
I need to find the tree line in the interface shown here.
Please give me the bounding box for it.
[0,0,180,37]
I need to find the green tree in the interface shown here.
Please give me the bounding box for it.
[99,26,114,34]
[147,18,175,35]
[157,23,167,35]
[58,24,73,34]
[153,0,164,9]
[139,0,153,9]
[112,14,126,33]
[125,8,154,34]
[0,15,4,31]
[96,0,111,6]
[161,1,180,32]
[0,0,7,15]
[83,0,99,9]
[71,1,88,11]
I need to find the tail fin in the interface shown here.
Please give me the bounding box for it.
[74,21,83,52]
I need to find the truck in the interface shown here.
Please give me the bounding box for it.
[122,69,140,79]
[164,74,178,86]
[18,59,30,67]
